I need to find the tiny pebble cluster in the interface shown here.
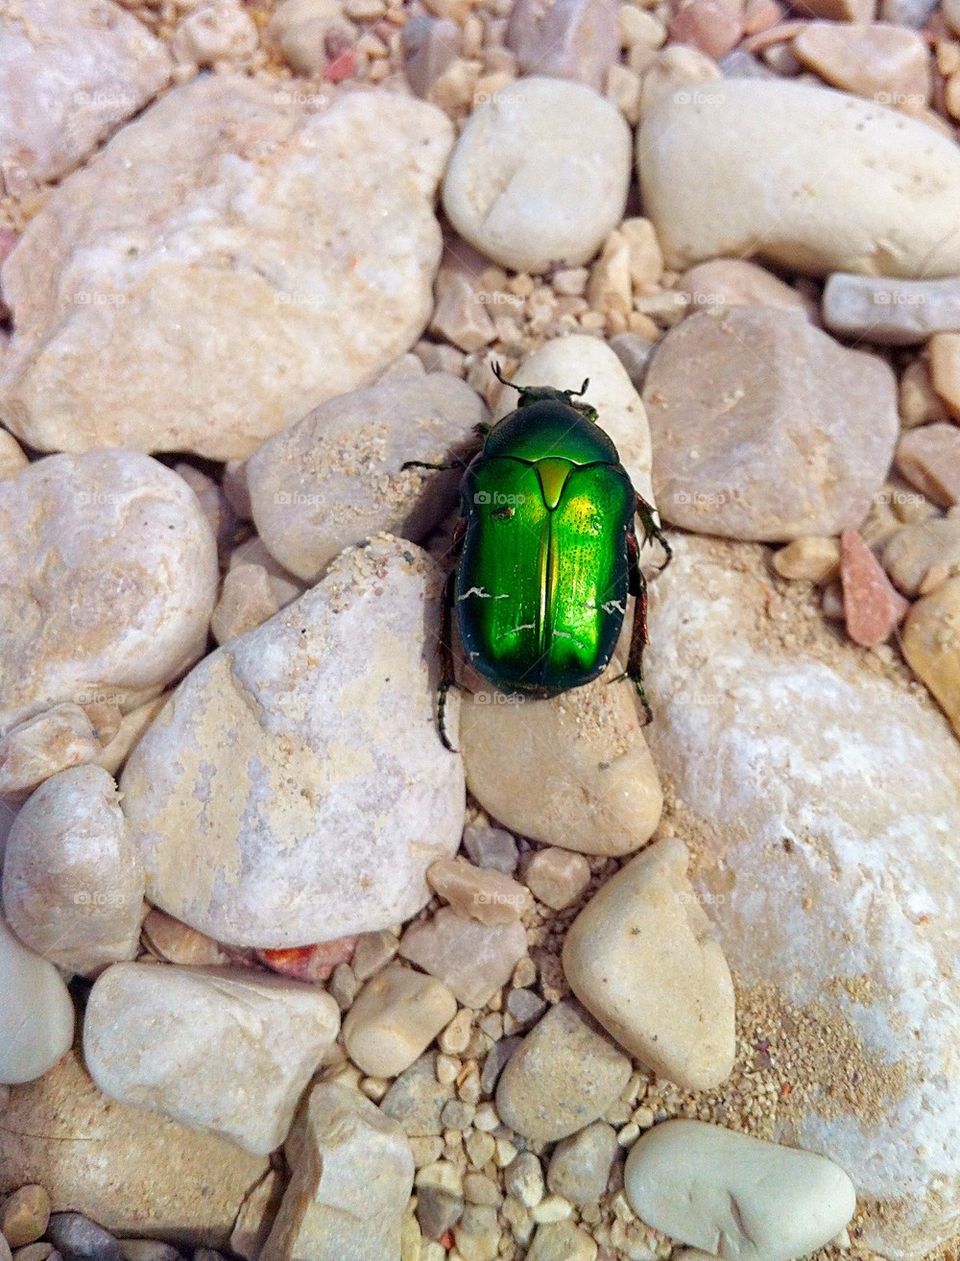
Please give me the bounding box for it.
[1,1,960,1261]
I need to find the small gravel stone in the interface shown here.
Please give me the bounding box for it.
[669,0,742,58]
[504,1152,545,1208]
[171,0,258,66]
[646,307,898,540]
[823,276,960,346]
[210,565,284,645]
[523,848,591,911]
[416,1185,464,1239]
[562,837,735,1090]
[1,1186,50,1248]
[117,1242,182,1261]
[0,706,101,800]
[453,1204,500,1261]
[505,988,547,1028]
[13,1245,55,1261]
[462,824,518,875]
[342,964,457,1078]
[883,518,960,596]
[427,859,531,925]
[902,576,960,739]
[839,529,909,647]
[352,930,400,982]
[404,15,463,98]
[46,1215,121,1261]
[609,333,656,391]
[547,1121,619,1205]
[479,1036,521,1095]
[399,909,528,1008]
[929,333,960,418]
[623,1121,856,1261]
[772,536,840,583]
[680,258,809,316]
[140,910,227,968]
[496,1001,631,1142]
[442,77,631,273]
[897,424,960,507]
[506,0,619,89]
[527,1221,598,1261]
[639,45,722,116]
[381,1054,455,1137]
[265,0,357,74]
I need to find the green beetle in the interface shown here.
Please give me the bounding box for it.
[406,365,671,750]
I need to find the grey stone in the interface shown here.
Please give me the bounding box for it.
[381,1054,454,1137]
[462,824,518,875]
[46,1214,121,1261]
[547,1121,619,1204]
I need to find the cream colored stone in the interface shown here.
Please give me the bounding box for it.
[638,45,722,118]
[492,334,657,503]
[3,766,144,977]
[680,258,809,315]
[0,916,74,1085]
[623,1120,856,1261]
[210,565,284,645]
[461,664,662,857]
[342,964,457,1078]
[587,235,633,319]
[94,695,166,779]
[928,333,960,419]
[260,1081,413,1261]
[902,576,960,739]
[399,909,527,1009]
[772,537,840,583]
[884,519,960,596]
[266,0,356,75]
[141,908,228,967]
[171,0,258,65]
[443,77,631,273]
[0,706,100,798]
[427,858,531,925]
[430,270,496,352]
[121,539,464,948]
[495,1000,631,1142]
[0,1051,270,1245]
[899,359,946,427]
[0,430,26,480]
[563,838,735,1090]
[793,22,930,103]
[522,848,591,911]
[0,79,453,459]
[84,962,340,1155]
[639,80,960,277]
[0,452,217,737]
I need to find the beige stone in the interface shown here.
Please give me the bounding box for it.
[523,848,591,911]
[823,277,960,347]
[342,964,457,1078]
[772,537,840,583]
[680,258,810,316]
[793,22,930,103]
[0,430,26,480]
[527,1222,598,1261]
[170,0,258,66]
[563,838,735,1089]
[210,565,284,645]
[1,1185,50,1248]
[430,270,497,352]
[928,333,960,419]
[902,576,960,738]
[897,423,960,507]
[399,908,528,1008]
[624,1120,856,1261]
[0,1051,270,1247]
[427,858,531,925]
[3,766,144,977]
[495,1000,631,1142]
[883,518,960,596]
[0,706,100,798]
[84,962,340,1155]
[141,909,229,967]
[639,80,960,277]
[587,235,633,319]
[260,1081,413,1261]
[792,0,874,16]
[505,0,619,91]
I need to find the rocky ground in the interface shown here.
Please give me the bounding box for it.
[0,0,959,1260]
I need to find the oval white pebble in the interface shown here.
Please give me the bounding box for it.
[0,915,75,1085]
[624,1120,857,1261]
[443,76,631,273]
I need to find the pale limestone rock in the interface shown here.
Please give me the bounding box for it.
[823,275,960,345]
[461,664,662,857]
[342,964,457,1078]
[121,539,464,948]
[0,706,101,798]
[547,1122,618,1205]
[495,1001,631,1142]
[0,78,453,459]
[897,423,960,507]
[772,537,840,583]
[883,518,960,596]
[0,452,218,737]
[170,0,259,66]
[639,80,960,277]
[522,848,591,911]
[3,766,144,977]
[0,430,26,480]
[0,916,74,1085]
[645,534,960,1257]
[0,1051,271,1246]
[680,258,810,316]
[266,0,357,76]
[141,908,229,968]
[0,0,171,192]
[792,21,930,103]
[505,0,619,90]
[247,371,486,582]
[443,77,631,273]
[84,962,340,1155]
[624,1120,856,1261]
[563,838,735,1090]
[260,1081,413,1261]
[427,858,531,925]
[645,308,897,541]
[210,565,285,646]
[399,908,528,1008]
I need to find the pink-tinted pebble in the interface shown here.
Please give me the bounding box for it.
[324,49,356,82]
[257,934,358,981]
[841,528,910,647]
[742,0,786,35]
[669,0,743,57]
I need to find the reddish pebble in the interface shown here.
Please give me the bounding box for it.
[324,49,356,82]
[258,934,358,981]
[669,0,743,58]
[840,529,909,647]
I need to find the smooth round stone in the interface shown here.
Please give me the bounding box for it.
[562,837,735,1090]
[46,1214,121,1261]
[638,79,960,277]
[3,765,145,977]
[121,538,464,947]
[679,259,810,317]
[792,22,930,104]
[0,916,74,1085]
[644,307,898,541]
[547,1121,618,1205]
[248,370,486,582]
[443,77,631,273]
[342,964,457,1078]
[491,334,656,505]
[624,1120,856,1261]
[883,517,960,596]
[0,451,218,737]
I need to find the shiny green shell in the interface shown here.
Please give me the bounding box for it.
[457,397,636,695]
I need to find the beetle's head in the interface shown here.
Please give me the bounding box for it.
[492,362,599,423]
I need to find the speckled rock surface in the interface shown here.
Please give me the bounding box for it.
[248,370,486,582]
[0,77,453,458]
[645,534,960,1258]
[0,451,218,738]
[121,538,464,948]
[0,0,171,193]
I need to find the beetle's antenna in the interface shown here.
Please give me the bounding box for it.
[491,360,521,393]
[567,377,590,399]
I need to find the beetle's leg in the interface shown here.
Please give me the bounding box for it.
[611,527,654,724]
[437,566,458,752]
[636,493,673,571]
[402,459,460,472]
